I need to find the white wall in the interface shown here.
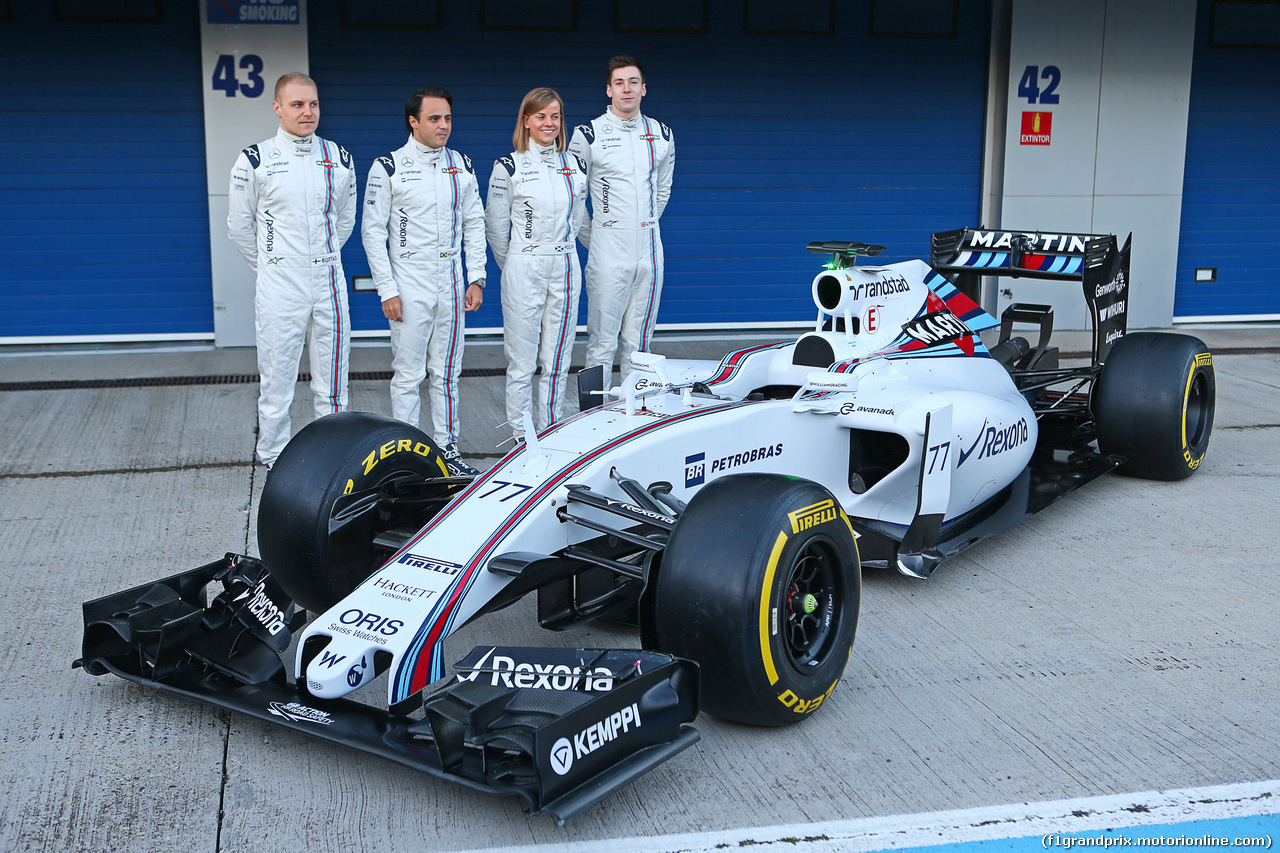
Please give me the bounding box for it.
[997,0,1196,329]
[201,1,311,347]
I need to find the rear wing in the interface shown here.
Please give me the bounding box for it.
[930,228,1131,362]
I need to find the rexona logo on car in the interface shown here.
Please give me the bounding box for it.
[457,648,615,692]
[233,580,288,636]
[788,499,838,534]
[547,703,643,776]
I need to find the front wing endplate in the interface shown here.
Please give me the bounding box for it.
[74,554,700,824]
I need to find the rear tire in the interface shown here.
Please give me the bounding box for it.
[650,474,860,726]
[1094,332,1215,480]
[257,412,450,612]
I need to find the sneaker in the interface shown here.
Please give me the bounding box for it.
[442,443,479,477]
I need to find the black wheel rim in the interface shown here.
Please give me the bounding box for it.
[782,537,842,671]
[1186,369,1211,453]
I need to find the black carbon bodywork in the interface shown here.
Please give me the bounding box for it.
[75,554,699,824]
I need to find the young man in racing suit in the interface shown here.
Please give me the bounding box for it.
[568,55,675,380]
[228,72,358,469]
[486,88,588,441]
[361,87,486,476]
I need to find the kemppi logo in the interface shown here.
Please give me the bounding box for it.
[398,208,409,248]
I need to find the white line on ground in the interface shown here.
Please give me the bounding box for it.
[453,780,1279,853]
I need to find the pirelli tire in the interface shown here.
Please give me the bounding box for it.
[650,474,861,726]
[1094,332,1216,481]
[258,412,450,612]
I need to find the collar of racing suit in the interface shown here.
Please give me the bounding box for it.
[409,135,446,161]
[607,109,642,131]
[277,128,315,154]
[530,140,560,161]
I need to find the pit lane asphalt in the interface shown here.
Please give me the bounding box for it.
[1,327,1277,853]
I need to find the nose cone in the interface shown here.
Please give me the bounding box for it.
[303,644,375,699]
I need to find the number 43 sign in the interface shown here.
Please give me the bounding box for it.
[212,53,265,98]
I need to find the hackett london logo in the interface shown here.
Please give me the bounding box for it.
[1020,111,1052,145]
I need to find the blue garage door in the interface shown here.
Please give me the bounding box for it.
[309,0,991,335]
[0,2,212,343]
[1174,1,1280,321]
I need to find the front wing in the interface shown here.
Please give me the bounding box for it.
[74,554,700,824]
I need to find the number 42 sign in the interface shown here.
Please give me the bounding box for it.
[1017,64,1059,146]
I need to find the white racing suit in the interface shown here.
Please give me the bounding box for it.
[228,128,357,466]
[361,137,486,446]
[568,111,674,377]
[485,143,588,438]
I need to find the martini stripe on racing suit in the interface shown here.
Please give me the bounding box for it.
[227,128,357,467]
[568,111,674,379]
[485,143,588,438]
[361,137,486,445]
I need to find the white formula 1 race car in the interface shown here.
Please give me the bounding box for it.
[77,228,1216,822]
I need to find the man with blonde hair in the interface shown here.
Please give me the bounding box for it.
[228,72,357,468]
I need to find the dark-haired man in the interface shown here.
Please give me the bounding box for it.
[228,72,358,468]
[362,87,486,475]
[569,56,676,380]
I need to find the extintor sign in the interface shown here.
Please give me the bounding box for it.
[1020,111,1052,145]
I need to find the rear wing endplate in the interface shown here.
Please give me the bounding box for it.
[930,228,1132,362]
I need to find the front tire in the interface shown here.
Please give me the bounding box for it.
[650,474,861,726]
[1094,332,1215,480]
[258,412,451,612]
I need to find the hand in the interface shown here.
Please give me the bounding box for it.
[464,283,484,311]
[382,295,403,322]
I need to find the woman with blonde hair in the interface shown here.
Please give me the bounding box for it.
[486,88,588,440]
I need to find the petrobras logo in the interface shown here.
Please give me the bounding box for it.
[684,452,706,487]
[457,648,615,692]
[207,0,300,25]
[548,702,642,776]
[709,443,783,476]
[396,553,462,575]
